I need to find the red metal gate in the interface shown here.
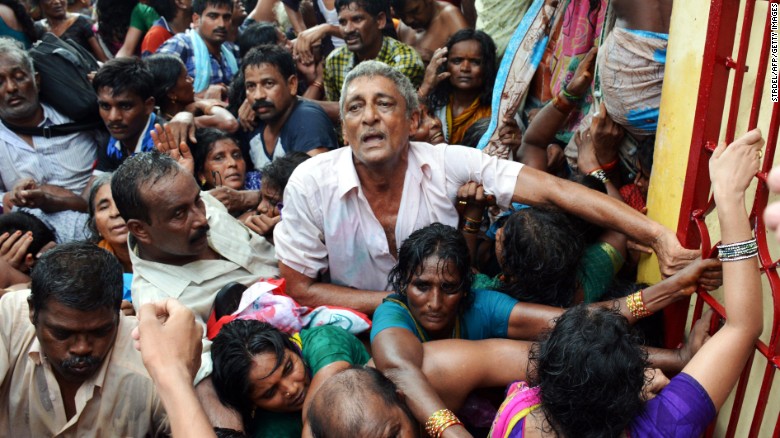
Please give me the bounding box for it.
[674,1,779,436]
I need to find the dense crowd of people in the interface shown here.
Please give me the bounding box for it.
[0,0,772,437]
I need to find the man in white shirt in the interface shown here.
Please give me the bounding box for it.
[273,60,699,315]
[111,150,278,432]
[0,38,99,241]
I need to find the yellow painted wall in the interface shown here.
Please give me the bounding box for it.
[641,0,779,435]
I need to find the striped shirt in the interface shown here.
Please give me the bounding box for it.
[0,104,99,203]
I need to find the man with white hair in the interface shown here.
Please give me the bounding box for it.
[274,60,699,315]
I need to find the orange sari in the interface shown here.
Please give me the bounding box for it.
[447,97,492,145]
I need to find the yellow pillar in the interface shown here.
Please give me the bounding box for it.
[637,0,712,285]
[640,1,780,435]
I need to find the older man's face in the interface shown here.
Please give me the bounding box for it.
[0,54,40,122]
[341,75,419,168]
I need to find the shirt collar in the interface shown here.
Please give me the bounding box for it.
[336,147,362,198]
[113,113,154,153]
[334,141,433,198]
[126,202,218,298]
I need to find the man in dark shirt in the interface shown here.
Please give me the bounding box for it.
[239,45,337,171]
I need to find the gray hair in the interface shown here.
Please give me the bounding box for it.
[86,172,114,242]
[339,60,419,120]
[0,37,34,75]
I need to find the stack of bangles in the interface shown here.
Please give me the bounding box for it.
[462,216,481,234]
[425,409,463,438]
[717,238,758,262]
[625,290,652,319]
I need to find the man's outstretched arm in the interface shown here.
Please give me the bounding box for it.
[513,165,698,277]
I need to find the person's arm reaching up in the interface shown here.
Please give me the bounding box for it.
[134,299,216,438]
[681,128,764,409]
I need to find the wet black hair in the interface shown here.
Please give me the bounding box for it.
[499,208,584,307]
[566,174,606,244]
[96,0,136,47]
[529,305,650,438]
[93,57,155,101]
[211,319,302,424]
[242,44,297,79]
[388,223,473,306]
[30,241,122,322]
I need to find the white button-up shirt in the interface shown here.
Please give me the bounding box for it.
[274,141,523,291]
[129,191,278,382]
[0,104,98,202]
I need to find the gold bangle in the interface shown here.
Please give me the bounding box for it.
[425,409,463,438]
[463,215,482,223]
[626,290,652,319]
[311,80,323,89]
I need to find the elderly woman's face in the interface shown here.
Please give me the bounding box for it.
[199,139,247,190]
[92,183,128,249]
[446,40,484,93]
[248,349,310,413]
[405,255,464,340]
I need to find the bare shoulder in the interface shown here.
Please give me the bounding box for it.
[436,1,468,28]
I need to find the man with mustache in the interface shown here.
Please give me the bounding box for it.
[240,44,337,171]
[112,150,278,433]
[158,0,239,99]
[0,38,99,241]
[323,0,424,102]
[274,61,700,315]
[0,241,169,436]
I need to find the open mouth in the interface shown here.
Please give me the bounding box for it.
[361,131,386,144]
